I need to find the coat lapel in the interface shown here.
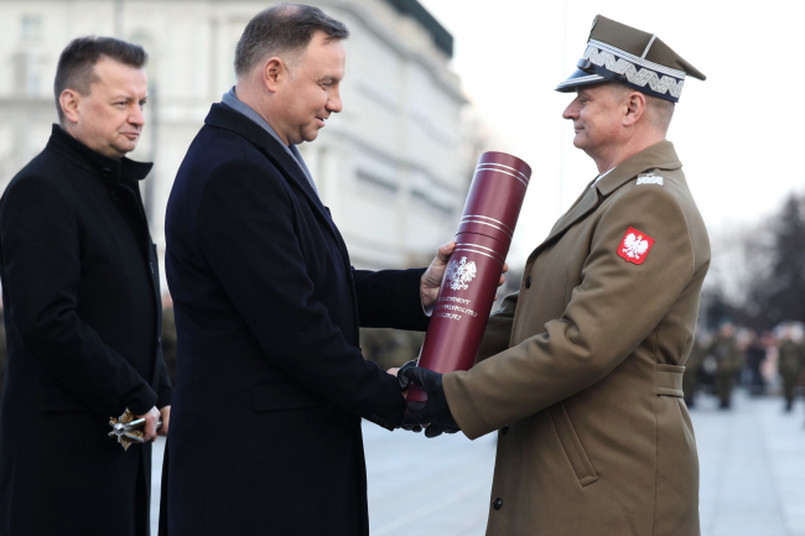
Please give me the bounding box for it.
[204,104,348,257]
[526,180,601,263]
[547,181,600,239]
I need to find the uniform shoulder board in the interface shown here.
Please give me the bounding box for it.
[636,171,664,186]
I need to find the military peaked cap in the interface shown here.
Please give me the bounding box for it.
[556,15,705,102]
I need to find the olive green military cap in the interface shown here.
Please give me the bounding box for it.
[556,15,705,102]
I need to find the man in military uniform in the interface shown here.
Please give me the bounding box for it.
[777,323,804,412]
[683,328,708,407]
[401,15,708,536]
[708,321,744,409]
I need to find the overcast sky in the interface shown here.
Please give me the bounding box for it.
[418,0,805,265]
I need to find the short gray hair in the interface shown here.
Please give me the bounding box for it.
[609,82,675,132]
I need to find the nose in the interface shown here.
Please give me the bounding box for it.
[130,104,145,127]
[327,87,342,114]
[562,99,578,120]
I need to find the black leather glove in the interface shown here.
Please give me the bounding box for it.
[396,360,422,433]
[401,366,459,438]
[396,360,417,391]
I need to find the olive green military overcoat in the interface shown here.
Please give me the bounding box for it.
[444,141,710,536]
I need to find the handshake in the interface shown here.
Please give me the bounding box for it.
[395,361,460,438]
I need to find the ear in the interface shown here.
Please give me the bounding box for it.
[263,57,285,92]
[623,91,646,126]
[59,89,80,124]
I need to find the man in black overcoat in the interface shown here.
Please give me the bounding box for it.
[162,4,452,535]
[0,36,172,535]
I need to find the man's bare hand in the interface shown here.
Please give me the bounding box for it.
[420,241,455,310]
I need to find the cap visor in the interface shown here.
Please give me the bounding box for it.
[555,69,607,92]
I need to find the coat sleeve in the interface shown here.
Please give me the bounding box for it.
[444,185,699,438]
[0,174,158,416]
[195,156,407,429]
[353,268,429,330]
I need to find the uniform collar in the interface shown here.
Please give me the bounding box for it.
[593,141,681,196]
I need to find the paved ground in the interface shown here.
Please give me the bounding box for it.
[693,391,805,536]
[151,389,805,535]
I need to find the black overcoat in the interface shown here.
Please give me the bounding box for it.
[163,103,428,535]
[0,125,173,535]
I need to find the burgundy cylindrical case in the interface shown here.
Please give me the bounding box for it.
[408,151,531,401]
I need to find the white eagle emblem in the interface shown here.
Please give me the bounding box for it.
[621,232,650,259]
[617,226,655,265]
[445,256,477,291]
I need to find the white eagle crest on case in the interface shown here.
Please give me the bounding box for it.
[445,256,477,291]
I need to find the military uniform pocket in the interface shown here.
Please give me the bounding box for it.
[548,402,599,487]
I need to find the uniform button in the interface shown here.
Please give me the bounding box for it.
[525,276,532,289]
[110,190,120,201]
[493,497,503,510]
[101,167,112,178]
[500,426,509,436]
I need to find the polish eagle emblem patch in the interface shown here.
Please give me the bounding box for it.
[617,227,655,265]
[445,256,477,291]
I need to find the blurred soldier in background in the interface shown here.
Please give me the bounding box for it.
[776,323,804,412]
[708,322,744,409]
[743,330,769,397]
[683,328,707,408]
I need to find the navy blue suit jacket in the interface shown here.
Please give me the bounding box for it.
[163,103,428,535]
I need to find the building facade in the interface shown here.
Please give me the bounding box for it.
[0,0,469,277]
